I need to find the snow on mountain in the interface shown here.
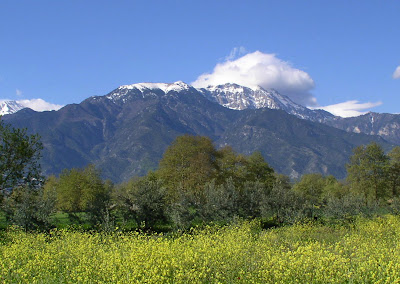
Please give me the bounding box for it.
[0,100,25,115]
[104,81,192,103]
[103,81,334,122]
[197,83,334,122]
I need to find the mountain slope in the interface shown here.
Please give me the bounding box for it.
[3,82,391,182]
[325,112,400,145]
[0,100,25,115]
[196,83,400,146]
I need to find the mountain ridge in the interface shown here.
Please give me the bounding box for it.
[3,81,392,182]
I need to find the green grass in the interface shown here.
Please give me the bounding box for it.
[0,211,7,229]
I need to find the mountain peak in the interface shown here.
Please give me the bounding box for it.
[119,81,191,93]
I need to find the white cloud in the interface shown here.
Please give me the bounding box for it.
[314,100,382,118]
[16,89,23,96]
[16,99,63,112]
[192,50,316,106]
[393,66,400,79]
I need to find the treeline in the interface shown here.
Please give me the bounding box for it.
[2,131,400,231]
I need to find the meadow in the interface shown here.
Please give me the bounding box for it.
[1,215,400,283]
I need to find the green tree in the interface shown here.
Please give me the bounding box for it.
[0,119,43,192]
[201,178,238,222]
[346,143,390,202]
[3,184,56,230]
[215,146,247,186]
[157,135,218,197]
[245,151,275,186]
[388,146,400,197]
[262,181,304,224]
[115,175,168,229]
[56,164,112,225]
[293,173,326,206]
[215,147,275,190]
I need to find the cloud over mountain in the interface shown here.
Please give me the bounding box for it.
[315,100,382,118]
[17,99,63,112]
[192,51,316,106]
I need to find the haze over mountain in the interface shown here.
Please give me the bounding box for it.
[3,81,392,182]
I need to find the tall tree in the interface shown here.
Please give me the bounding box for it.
[245,151,275,187]
[56,164,112,224]
[157,135,218,196]
[388,146,400,197]
[293,173,326,206]
[0,119,43,192]
[215,146,247,186]
[346,143,389,202]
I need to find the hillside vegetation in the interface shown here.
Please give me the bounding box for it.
[2,134,400,231]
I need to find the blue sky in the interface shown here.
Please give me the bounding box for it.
[1,0,399,116]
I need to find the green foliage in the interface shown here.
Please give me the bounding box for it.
[55,164,112,225]
[115,176,168,229]
[215,146,247,186]
[237,181,268,219]
[3,185,56,230]
[293,174,344,207]
[0,119,43,192]
[346,142,390,202]
[201,178,238,222]
[293,173,326,205]
[262,181,305,224]
[323,192,379,221]
[388,146,400,197]
[157,135,218,196]
[245,151,275,186]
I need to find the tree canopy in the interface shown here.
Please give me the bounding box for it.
[0,119,43,192]
[346,142,390,201]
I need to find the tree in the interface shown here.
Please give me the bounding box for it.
[388,146,400,197]
[201,178,238,222]
[262,181,304,224]
[0,119,43,192]
[346,143,390,202]
[3,184,56,230]
[56,164,112,224]
[115,175,168,229]
[293,173,326,206]
[245,151,275,187]
[157,135,218,197]
[215,146,247,186]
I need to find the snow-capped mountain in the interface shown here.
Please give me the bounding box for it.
[0,100,25,116]
[104,81,192,103]
[101,81,334,123]
[197,83,334,122]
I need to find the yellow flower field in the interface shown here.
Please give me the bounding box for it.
[1,216,400,283]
